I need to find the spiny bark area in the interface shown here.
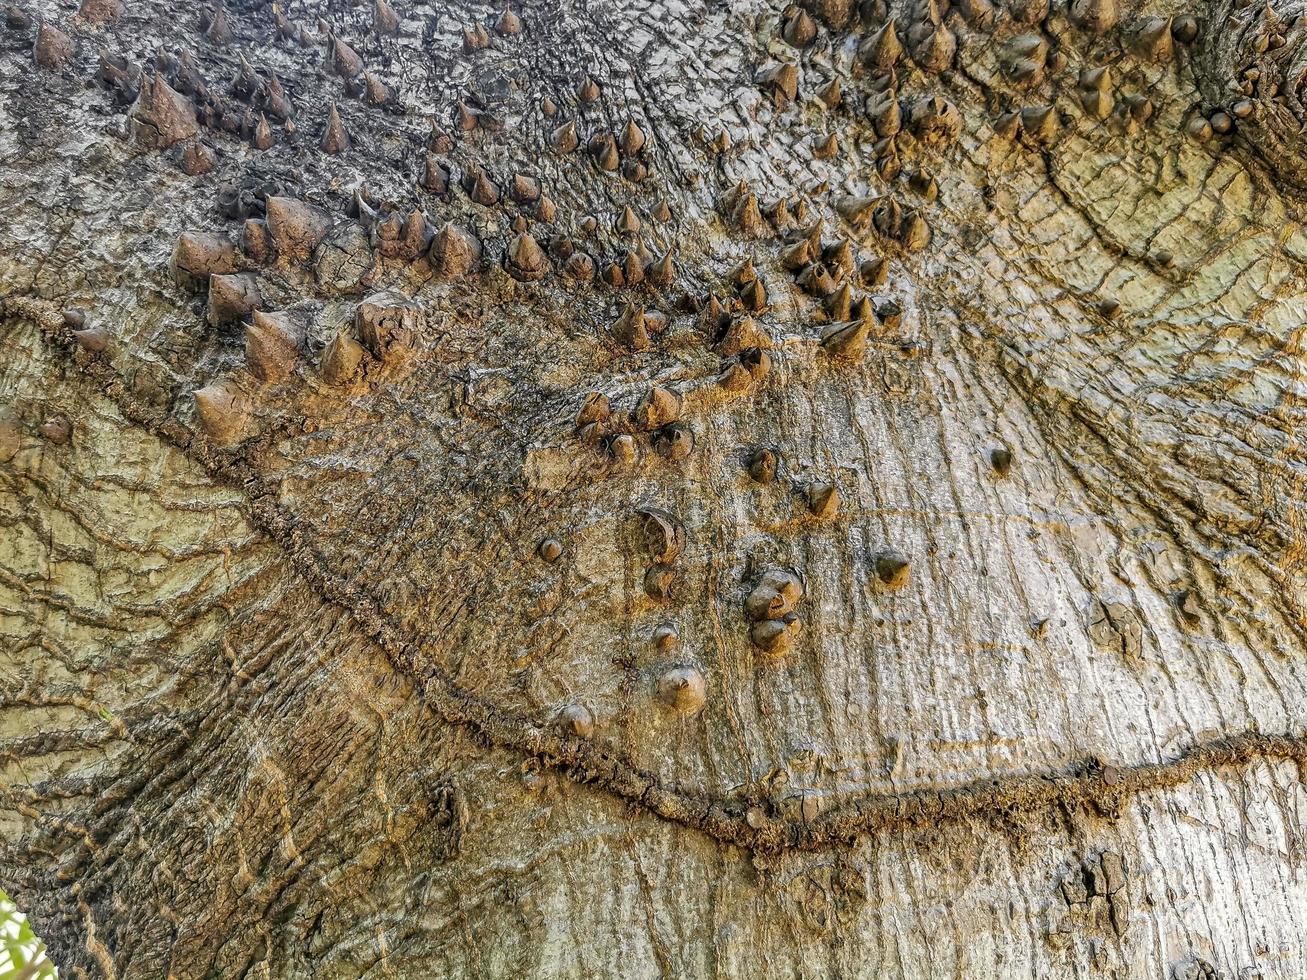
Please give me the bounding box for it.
[3,0,1307,976]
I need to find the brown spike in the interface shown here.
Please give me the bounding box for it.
[356,292,421,360]
[907,170,939,202]
[901,211,931,251]
[610,304,649,350]
[320,333,365,385]
[1008,0,1049,23]
[171,231,238,290]
[954,0,996,29]
[1171,15,1198,45]
[511,173,541,202]
[241,218,272,263]
[872,549,910,588]
[329,34,363,78]
[1132,16,1173,63]
[755,61,799,107]
[494,8,521,35]
[739,278,767,312]
[576,392,610,429]
[1186,115,1213,141]
[78,0,123,24]
[207,273,263,325]
[779,239,811,271]
[252,113,274,149]
[620,118,646,156]
[72,326,110,353]
[363,71,390,105]
[656,666,705,714]
[860,256,888,287]
[821,318,868,358]
[427,123,454,154]
[551,120,578,153]
[373,0,400,35]
[731,190,769,237]
[422,154,449,194]
[634,386,682,430]
[715,315,770,356]
[1079,66,1111,92]
[399,209,435,258]
[700,295,729,336]
[824,240,854,275]
[718,362,752,394]
[1020,104,1057,142]
[454,101,479,132]
[204,4,232,43]
[993,111,1021,139]
[858,20,901,72]
[231,53,260,100]
[646,250,675,286]
[265,73,293,120]
[577,74,600,103]
[911,23,955,74]
[1080,88,1112,120]
[653,424,694,462]
[462,23,489,52]
[807,483,840,519]
[181,142,217,176]
[590,134,620,171]
[193,380,251,446]
[131,74,198,148]
[616,205,641,236]
[468,169,500,206]
[825,282,852,321]
[1069,0,1119,35]
[782,7,817,47]
[818,77,842,108]
[245,309,303,382]
[266,196,331,262]
[836,194,881,230]
[321,101,349,153]
[429,222,482,278]
[868,93,901,138]
[797,263,836,296]
[505,232,550,281]
[540,96,557,117]
[622,250,645,286]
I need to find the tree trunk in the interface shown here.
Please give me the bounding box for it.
[3,0,1307,976]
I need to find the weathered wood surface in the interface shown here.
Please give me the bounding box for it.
[3,0,1307,976]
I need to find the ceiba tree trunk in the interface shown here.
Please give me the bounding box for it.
[3,0,1307,976]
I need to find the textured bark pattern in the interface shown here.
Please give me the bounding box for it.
[3,0,1307,976]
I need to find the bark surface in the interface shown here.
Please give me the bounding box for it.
[3,0,1307,976]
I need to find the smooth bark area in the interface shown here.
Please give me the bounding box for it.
[3,0,1307,976]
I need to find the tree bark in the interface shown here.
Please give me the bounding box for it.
[3,0,1307,976]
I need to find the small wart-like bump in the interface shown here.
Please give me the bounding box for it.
[40,415,72,445]
[872,549,910,588]
[656,665,706,715]
[644,566,675,602]
[538,537,564,563]
[748,448,777,484]
[653,624,679,651]
[558,704,594,737]
[990,446,1013,476]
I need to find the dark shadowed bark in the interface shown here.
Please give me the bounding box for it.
[4,0,1307,976]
